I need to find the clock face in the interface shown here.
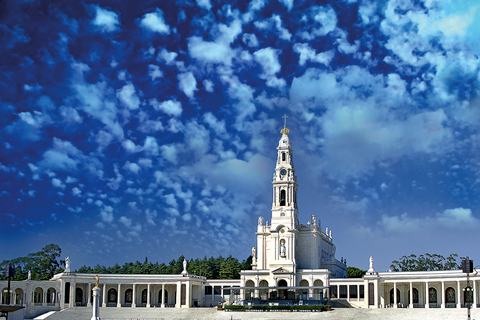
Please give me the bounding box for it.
[280,169,287,175]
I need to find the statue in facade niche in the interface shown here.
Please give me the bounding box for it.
[280,242,286,257]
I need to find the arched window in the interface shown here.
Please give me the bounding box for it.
[125,289,133,303]
[280,190,286,206]
[34,287,43,304]
[389,288,400,305]
[108,289,117,303]
[75,288,83,303]
[47,288,56,304]
[15,288,24,305]
[446,287,455,304]
[408,288,419,304]
[429,288,437,304]
[282,153,286,161]
[142,289,148,304]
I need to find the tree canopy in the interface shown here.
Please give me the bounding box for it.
[390,253,461,272]
[1,243,252,281]
[347,266,366,278]
[0,243,64,280]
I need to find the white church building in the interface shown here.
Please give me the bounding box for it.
[2,123,480,318]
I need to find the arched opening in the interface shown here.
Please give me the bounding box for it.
[446,287,455,304]
[429,287,437,304]
[464,286,473,305]
[15,288,23,305]
[142,289,148,304]
[1,288,10,304]
[107,288,117,303]
[75,288,83,304]
[280,190,286,206]
[47,288,56,304]
[259,280,269,301]
[298,280,309,300]
[282,153,286,161]
[125,289,133,304]
[64,282,70,304]
[408,288,419,304]
[34,287,43,304]
[245,280,255,300]
[389,288,400,306]
[277,279,288,300]
[313,280,324,301]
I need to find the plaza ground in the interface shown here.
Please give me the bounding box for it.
[37,306,480,320]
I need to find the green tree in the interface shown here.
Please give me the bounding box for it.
[390,253,460,272]
[347,266,366,278]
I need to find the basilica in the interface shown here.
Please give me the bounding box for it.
[1,123,479,319]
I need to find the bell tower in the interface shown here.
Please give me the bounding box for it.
[271,115,299,230]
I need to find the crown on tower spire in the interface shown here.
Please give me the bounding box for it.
[280,114,290,135]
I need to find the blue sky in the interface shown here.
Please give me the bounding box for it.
[1,0,480,272]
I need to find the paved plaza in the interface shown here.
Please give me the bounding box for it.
[38,307,480,320]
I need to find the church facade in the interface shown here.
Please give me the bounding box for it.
[238,123,346,302]
[2,123,480,318]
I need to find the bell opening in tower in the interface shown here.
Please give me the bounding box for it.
[280,190,286,206]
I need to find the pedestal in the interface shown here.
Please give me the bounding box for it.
[91,287,101,320]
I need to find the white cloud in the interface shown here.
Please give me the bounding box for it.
[123,161,141,174]
[177,72,197,99]
[279,0,293,11]
[51,178,65,189]
[196,0,212,10]
[140,9,170,34]
[156,49,177,65]
[242,33,259,47]
[148,64,163,81]
[72,187,82,197]
[92,6,120,32]
[119,216,132,228]
[122,139,141,153]
[253,47,286,88]
[117,82,140,110]
[437,208,479,227]
[100,206,114,223]
[293,43,334,66]
[143,136,159,155]
[151,99,183,117]
[203,79,214,92]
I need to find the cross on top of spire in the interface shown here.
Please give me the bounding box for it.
[280,114,290,135]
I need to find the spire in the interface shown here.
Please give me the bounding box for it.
[280,114,290,135]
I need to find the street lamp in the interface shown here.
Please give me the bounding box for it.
[462,257,474,320]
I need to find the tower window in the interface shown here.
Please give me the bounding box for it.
[280,190,286,206]
[282,152,286,161]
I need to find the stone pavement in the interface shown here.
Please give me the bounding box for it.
[41,307,480,320]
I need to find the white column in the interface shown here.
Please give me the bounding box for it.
[441,281,445,308]
[91,287,101,320]
[132,284,136,307]
[409,282,413,308]
[102,284,106,307]
[357,285,360,302]
[425,282,429,308]
[186,282,191,308]
[117,284,121,307]
[43,287,47,306]
[147,284,151,308]
[393,283,397,308]
[87,283,92,307]
[175,282,181,308]
[347,285,350,302]
[457,281,461,308]
[70,282,76,307]
[161,284,165,308]
[473,280,477,308]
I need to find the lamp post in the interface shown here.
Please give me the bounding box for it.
[462,257,473,320]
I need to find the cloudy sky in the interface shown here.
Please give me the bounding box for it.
[1,0,480,272]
